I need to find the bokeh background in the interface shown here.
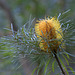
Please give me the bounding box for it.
[0,0,75,75]
[0,0,75,35]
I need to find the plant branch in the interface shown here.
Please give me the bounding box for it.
[54,52,66,75]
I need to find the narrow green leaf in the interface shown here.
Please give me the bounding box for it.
[32,67,38,75]
[58,57,69,75]
[52,60,56,72]
[68,66,75,74]
[69,62,75,63]
[64,53,70,59]
[56,71,62,75]
[47,70,52,75]
[44,59,51,74]
[62,55,69,65]
[62,9,71,15]
[37,62,44,75]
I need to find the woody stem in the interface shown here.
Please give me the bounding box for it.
[53,52,66,75]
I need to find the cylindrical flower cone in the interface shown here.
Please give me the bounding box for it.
[35,17,64,53]
[35,17,66,75]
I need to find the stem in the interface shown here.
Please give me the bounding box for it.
[54,52,66,75]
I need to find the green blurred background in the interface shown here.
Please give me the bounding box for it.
[0,0,75,75]
[0,0,75,35]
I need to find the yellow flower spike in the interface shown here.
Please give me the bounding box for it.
[35,17,64,53]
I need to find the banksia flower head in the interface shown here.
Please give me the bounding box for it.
[35,17,64,53]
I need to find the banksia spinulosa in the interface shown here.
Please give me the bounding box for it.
[35,17,64,53]
[35,17,66,75]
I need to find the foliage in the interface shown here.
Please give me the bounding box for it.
[0,10,75,75]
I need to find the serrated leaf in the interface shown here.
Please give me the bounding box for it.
[52,60,56,72]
